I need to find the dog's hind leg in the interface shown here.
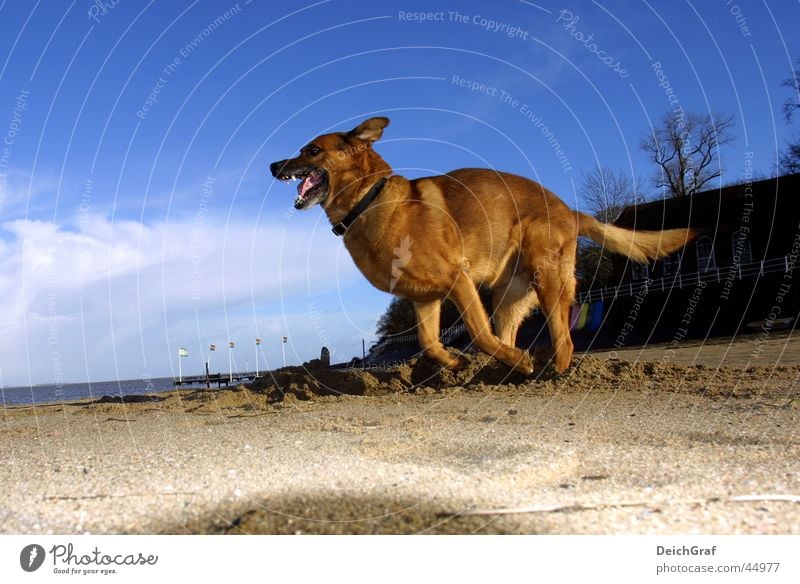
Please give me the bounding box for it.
[524,234,577,373]
[413,300,468,369]
[492,274,539,347]
[447,273,534,375]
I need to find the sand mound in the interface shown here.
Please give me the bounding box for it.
[247,350,560,401]
[63,353,798,419]
[246,353,798,403]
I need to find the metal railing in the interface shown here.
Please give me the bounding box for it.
[575,255,792,304]
[379,322,467,347]
[375,255,795,348]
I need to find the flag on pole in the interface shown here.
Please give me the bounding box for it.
[177,347,188,383]
[255,338,261,345]
[229,341,235,348]
[209,344,216,351]
[281,336,288,343]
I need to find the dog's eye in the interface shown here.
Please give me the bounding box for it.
[307,146,321,156]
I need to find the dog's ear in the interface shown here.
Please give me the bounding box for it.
[348,117,390,143]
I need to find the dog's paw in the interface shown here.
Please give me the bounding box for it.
[532,359,575,381]
[512,352,535,376]
[445,355,469,370]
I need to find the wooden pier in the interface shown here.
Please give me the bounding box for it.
[173,371,262,388]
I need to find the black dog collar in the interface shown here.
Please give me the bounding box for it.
[331,177,388,236]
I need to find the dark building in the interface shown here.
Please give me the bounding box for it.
[575,173,800,348]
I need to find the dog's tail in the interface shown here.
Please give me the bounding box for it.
[577,213,696,263]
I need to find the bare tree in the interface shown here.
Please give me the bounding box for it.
[782,59,800,122]
[780,59,800,174]
[640,111,735,197]
[779,143,800,174]
[575,167,646,291]
[577,166,646,223]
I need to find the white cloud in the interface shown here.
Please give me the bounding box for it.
[0,169,62,220]
[0,213,373,386]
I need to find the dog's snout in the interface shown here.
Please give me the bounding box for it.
[270,159,289,178]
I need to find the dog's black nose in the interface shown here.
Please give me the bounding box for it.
[270,160,288,178]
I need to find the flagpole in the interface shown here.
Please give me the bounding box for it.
[228,342,233,383]
[255,338,261,377]
[178,347,182,383]
[207,344,216,389]
[281,336,287,368]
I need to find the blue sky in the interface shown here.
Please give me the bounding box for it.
[0,0,797,386]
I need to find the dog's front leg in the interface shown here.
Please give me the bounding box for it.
[413,300,468,370]
[447,273,534,375]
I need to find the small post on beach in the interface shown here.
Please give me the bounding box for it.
[255,338,261,377]
[321,346,330,367]
[281,336,288,368]
[228,341,234,383]
[205,361,210,389]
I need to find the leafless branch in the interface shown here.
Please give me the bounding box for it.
[640,111,735,197]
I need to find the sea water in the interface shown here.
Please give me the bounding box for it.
[0,377,188,406]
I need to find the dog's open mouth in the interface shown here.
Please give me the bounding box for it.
[294,169,327,208]
[275,168,329,210]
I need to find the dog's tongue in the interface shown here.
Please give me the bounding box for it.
[298,173,322,197]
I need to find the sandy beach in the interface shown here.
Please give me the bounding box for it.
[2,333,799,534]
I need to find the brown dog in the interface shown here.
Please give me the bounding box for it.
[270,117,694,374]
